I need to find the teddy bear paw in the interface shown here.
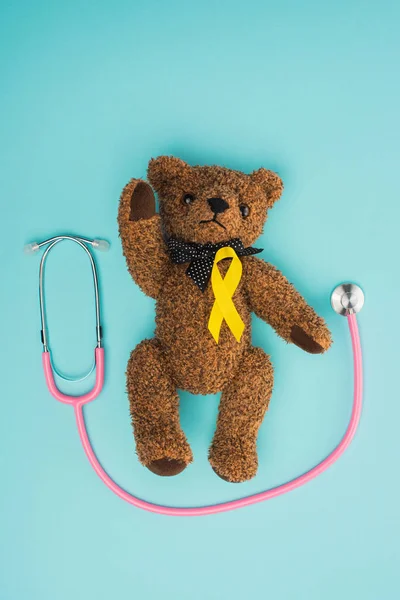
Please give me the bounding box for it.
[129,181,156,221]
[290,325,329,354]
[147,458,188,477]
[209,436,258,483]
[138,431,193,477]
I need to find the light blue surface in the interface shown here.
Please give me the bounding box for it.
[1,1,399,598]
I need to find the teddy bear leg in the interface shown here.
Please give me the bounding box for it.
[209,347,274,483]
[127,339,193,476]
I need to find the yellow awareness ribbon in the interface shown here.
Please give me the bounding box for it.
[208,246,245,344]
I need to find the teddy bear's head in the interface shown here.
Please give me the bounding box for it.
[142,156,283,246]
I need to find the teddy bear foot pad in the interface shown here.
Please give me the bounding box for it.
[147,458,188,477]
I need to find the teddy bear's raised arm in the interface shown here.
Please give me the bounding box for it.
[244,256,332,353]
[118,178,169,300]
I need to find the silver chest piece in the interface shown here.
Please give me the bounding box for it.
[331,283,365,316]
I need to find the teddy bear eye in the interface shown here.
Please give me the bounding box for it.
[239,204,250,218]
[182,193,195,205]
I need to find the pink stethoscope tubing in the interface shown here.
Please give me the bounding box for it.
[43,347,105,405]
[68,313,361,517]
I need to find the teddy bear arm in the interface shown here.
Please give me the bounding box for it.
[244,257,332,353]
[118,179,169,299]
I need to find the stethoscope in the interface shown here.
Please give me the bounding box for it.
[26,233,365,516]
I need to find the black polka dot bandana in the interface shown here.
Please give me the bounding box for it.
[167,237,263,292]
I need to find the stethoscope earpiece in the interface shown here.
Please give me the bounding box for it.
[91,239,110,252]
[24,242,40,254]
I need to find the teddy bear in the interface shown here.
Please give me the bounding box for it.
[118,156,332,483]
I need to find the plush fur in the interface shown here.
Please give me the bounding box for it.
[118,156,332,483]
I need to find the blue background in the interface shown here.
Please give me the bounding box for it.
[1,1,399,598]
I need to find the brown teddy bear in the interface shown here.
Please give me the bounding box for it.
[118,156,332,483]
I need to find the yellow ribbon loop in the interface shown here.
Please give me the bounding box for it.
[208,246,245,344]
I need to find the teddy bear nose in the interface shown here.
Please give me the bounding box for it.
[208,197,229,214]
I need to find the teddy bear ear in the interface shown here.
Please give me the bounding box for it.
[250,168,283,207]
[147,156,191,193]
